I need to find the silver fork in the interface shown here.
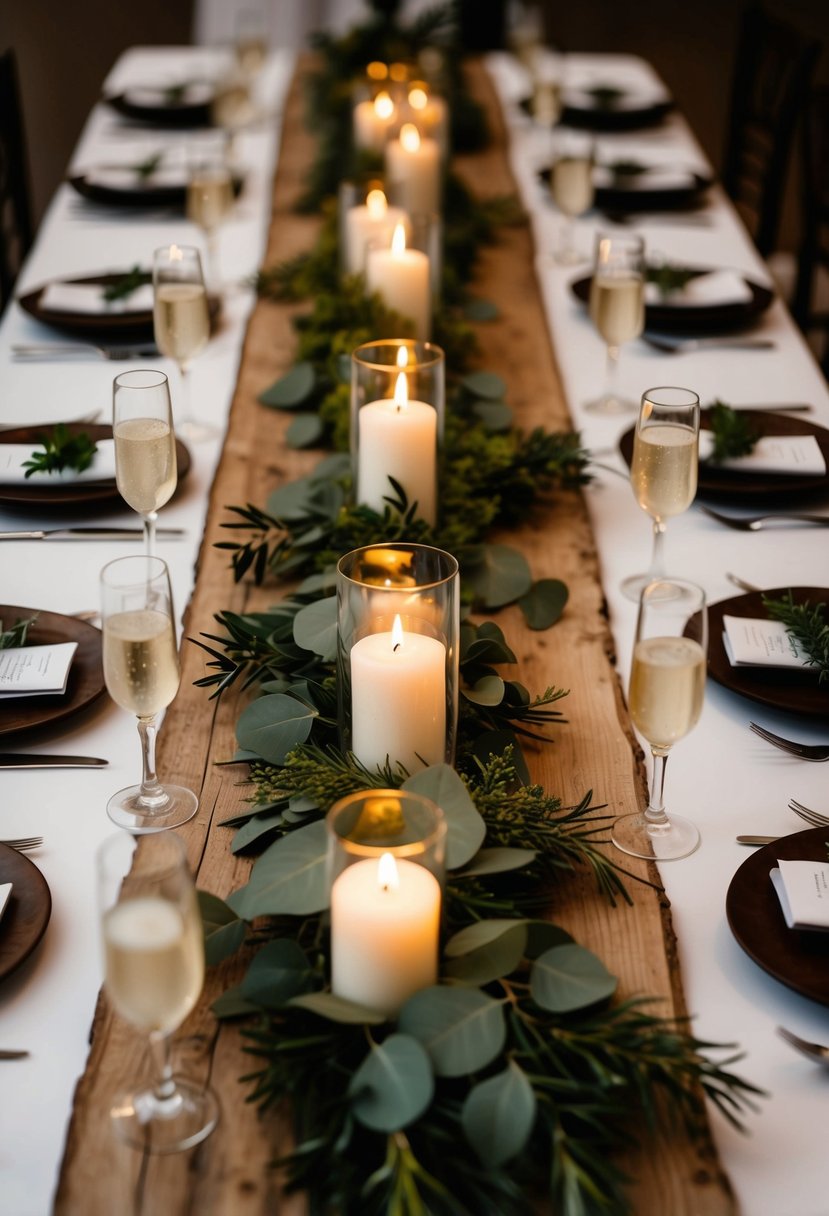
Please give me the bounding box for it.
[0,409,102,432]
[777,1026,829,1065]
[642,333,776,354]
[12,343,158,362]
[750,722,829,761]
[700,505,829,531]
[0,836,43,851]
[789,799,829,826]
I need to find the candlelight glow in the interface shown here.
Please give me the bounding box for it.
[391,222,407,255]
[377,852,400,891]
[389,62,408,83]
[374,91,394,120]
[367,61,388,81]
[396,345,409,369]
[400,123,421,153]
[409,87,428,110]
[391,614,404,649]
[393,372,409,411]
[366,188,387,219]
[169,244,183,262]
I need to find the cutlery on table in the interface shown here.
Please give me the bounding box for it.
[604,211,713,228]
[699,505,829,531]
[750,722,829,761]
[0,754,108,769]
[704,402,813,413]
[12,343,159,362]
[0,410,102,432]
[0,1051,30,1061]
[0,837,43,851]
[642,333,776,354]
[735,835,779,845]
[789,799,829,827]
[726,572,760,593]
[777,1026,829,1065]
[0,527,185,541]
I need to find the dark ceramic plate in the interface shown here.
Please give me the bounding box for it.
[539,165,711,213]
[519,93,673,131]
[571,269,774,334]
[0,844,51,983]
[105,91,213,128]
[67,172,243,210]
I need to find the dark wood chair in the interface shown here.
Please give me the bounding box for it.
[722,3,821,258]
[793,88,829,372]
[0,48,34,312]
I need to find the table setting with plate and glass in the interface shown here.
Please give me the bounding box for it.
[2,16,829,1216]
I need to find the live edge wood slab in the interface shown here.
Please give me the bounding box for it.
[54,58,736,1216]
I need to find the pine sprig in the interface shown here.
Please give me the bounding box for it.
[0,614,38,649]
[706,401,759,463]
[763,591,829,683]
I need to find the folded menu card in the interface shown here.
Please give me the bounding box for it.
[645,269,752,307]
[722,615,810,670]
[0,883,12,924]
[40,281,154,315]
[0,642,77,698]
[698,431,826,476]
[83,166,187,192]
[771,860,829,932]
[0,439,117,485]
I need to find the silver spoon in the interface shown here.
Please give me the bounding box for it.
[777,1026,829,1065]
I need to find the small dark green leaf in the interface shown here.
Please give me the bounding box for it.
[461,1061,536,1166]
[292,596,337,660]
[236,693,317,764]
[443,921,528,986]
[463,298,500,321]
[349,1034,434,1131]
[227,819,328,918]
[198,891,247,965]
[456,848,537,878]
[525,921,574,958]
[461,370,507,400]
[530,943,618,1013]
[402,764,485,870]
[289,991,386,1024]
[287,412,325,448]
[462,674,505,707]
[231,811,285,853]
[518,578,569,630]
[472,400,513,432]
[212,985,258,1019]
[461,544,532,609]
[398,986,506,1077]
[258,362,316,408]
[444,919,529,959]
[240,939,315,1009]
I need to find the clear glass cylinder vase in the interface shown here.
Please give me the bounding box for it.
[336,542,459,774]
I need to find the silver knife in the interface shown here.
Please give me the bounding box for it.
[0,1050,30,1060]
[0,754,109,768]
[0,528,185,541]
[735,835,779,846]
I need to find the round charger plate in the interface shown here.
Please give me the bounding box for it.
[707,587,829,718]
[519,94,673,131]
[0,844,52,983]
[537,166,711,213]
[67,173,244,210]
[571,268,774,334]
[104,91,213,128]
[0,423,191,510]
[0,606,105,738]
[618,410,829,501]
[726,827,829,1006]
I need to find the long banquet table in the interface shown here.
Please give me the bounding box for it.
[1,42,828,1216]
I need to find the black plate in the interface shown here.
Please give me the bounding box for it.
[105,91,213,128]
[571,268,774,334]
[538,165,711,213]
[727,828,829,1006]
[0,844,51,984]
[68,172,243,210]
[619,410,829,502]
[519,93,673,132]
[707,587,829,719]
[0,423,191,510]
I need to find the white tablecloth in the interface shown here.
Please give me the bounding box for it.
[488,51,829,1216]
[0,46,295,1216]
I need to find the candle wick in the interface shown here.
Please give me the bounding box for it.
[393,642,401,652]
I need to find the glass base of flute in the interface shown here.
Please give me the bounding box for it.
[584,343,637,414]
[175,364,219,445]
[111,1055,220,1154]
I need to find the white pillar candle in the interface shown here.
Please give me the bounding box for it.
[344,189,409,277]
[331,851,441,1015]
[366,223,430,341]
[407,86,449,160]
[385,123,441,216]
[357,369,437,524]
[350,614,446,772]
[353,90,396,154]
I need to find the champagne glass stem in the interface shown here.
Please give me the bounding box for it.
[606,343,620,401]
[142,511,158,558]
[178,363,191,424]
[148,1030,177,1104]
[645,749,670,827]
[137,714,165,806]
[206,232,219,290]
[649,518,667,579]
[557,218,575,261]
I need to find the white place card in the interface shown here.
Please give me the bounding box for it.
[41,281,155,316]
[0,883,12,924]
[770,861,829,932]
[0,642,78,699]
[0,439,117,486]
[698,431,826,476]
[645,269,752,308]
[722,615,810,670]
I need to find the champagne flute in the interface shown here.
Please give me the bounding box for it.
[153,244,211,441]
[187,150,234,290]
[550,130,594,264]
[585,232,645,414]
[113,369,177,558]
[235,8,267,78]
[101,555,198,833]
[97,831,219,1152]
[612,579,707,860]
[621,387,700,601]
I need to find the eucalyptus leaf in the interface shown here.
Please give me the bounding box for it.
[472,400,513,432]
[402,764,485,870]
[289,991,386,1024]
[461,370,507,400]
[287,412,325,449]
[236,693,318,764]
[227,819,328,919]
[530,943,618,1013]
[349,1034,434,1132]
[398,986,506,1077]
[258,361,316,408]
[231,811,285,854]
[525,921,574,958]
[212,985,259,1019]
[292,596,338,660]
[267,477,322,521]
[240,939,315,1009]
[456,847,537,878]
[462,674,505,707]
[463,298,500,321]
[443,922,528,986]
[518,578,569,631]
[198,891,247,965]
[461,544,532,609]
[311,452,351,482]
[461,1061,536,1166]
[297,569,339,596]
[444,919,529,959]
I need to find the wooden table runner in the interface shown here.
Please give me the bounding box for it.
[55,59,735,1215]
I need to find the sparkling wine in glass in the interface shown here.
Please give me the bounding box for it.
[153,244,211,441]
[612,579,707,860]
[98,830,219,1152]
[621,386,700,602]
[235,8,267,78]
[101,554,198,833]
[550,131,594,264]
[585,233,645,414]
[113,369,177,558]
[187,152,234,290]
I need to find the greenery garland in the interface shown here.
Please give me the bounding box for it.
[195,4,760,1211]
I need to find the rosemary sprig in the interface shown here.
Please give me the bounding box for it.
[763,591,829,683]
[0,614,38,649]
[101,264,150,303]
[646,262,699,297]
[586,85,625,109]
[133,152,163,180]
[22,426,98,479]
[706,401,759,463]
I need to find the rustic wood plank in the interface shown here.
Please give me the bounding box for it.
[54,57,735,1215]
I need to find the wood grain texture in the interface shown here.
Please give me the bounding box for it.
[54,58,735,1216]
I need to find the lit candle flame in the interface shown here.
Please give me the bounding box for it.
[377,851,400,892]
[393,372,409,413]
[366,188,387,219]
[396,345,409,369]
[367,61,388,81]
[391,222,407,256]
[400,123,421,153]
[391,614,404,651]
[169,244,183,262]
[408,87,428,110]
[374,90,394,120]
